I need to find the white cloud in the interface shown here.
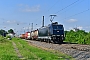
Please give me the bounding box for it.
[85,26,90,28]
[6,20,17,24]
[67,26,83,31]
[4,20,26,25]
[77,26,83,30]
[67,19,77,23]
[69,27,73,30]
[18,4,40,12]
[6,20,11,23]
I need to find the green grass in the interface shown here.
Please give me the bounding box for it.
[0,36,75,60]
[12,38,74,60]
[0,36,19,60]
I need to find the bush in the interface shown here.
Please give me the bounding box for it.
[0,35,8,43]
[6,35,12,40]
[65,30,90,44]
[6,35,11,38]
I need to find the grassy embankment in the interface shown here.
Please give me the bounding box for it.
[0,36,74,60]
[12,38,74,60]
[0,36,19,60]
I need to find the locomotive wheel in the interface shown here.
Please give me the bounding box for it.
[46,39,50,43]
[58,40,63,44]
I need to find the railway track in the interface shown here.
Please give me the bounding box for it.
[26,40,90,60]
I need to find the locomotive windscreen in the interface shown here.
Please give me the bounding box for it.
[52,25,64,35]
[53,25,63,30]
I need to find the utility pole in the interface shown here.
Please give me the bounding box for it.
[50,15,57,23]
[31,23,33,31]
[28,23,30,32]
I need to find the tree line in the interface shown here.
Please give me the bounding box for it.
[0,29,14,37]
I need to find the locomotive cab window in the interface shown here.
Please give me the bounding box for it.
[53,25,63,30]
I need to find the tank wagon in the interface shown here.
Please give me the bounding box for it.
[38,22,64,43]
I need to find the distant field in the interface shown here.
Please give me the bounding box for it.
[0,37,74,60]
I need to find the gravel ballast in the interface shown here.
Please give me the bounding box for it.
[27,40,90,60]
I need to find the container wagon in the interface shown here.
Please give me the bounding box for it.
[31,30,38,40]
[20,34,25,39]
[25,32,31,40]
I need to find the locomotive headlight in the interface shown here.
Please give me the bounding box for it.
[57,31,59,32]
[61,35,63,37]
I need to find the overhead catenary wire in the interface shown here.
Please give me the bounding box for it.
[45,0,81,23]
[62,0,90,20]
[33,0,60,26]
[33,0,89,27]
[56,0,84,15]
[55,0,80,14]
[34,0,80,23]
[45,0,81,22]
[64,9,90,20]
[45,0,60,14]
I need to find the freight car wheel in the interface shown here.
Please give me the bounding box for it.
[40,39,44,42]
[52,40,56,44]
[48,39,50,43]
[53,41,56,44]
[32,37,33,40]
[46,39,50,43]
[40,39,42,42]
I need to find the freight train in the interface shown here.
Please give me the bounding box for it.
[20,22,65,43]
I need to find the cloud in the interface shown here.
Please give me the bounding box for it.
[6,20,16,23]
[4,20,26,25]
[68,26,83,31]
[67,19,77,23]
[69,27,73,30]
[77,26,83,30]
[18,4,40,12]
[85,26,90,28]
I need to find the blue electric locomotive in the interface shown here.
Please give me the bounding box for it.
[38,22,65,43]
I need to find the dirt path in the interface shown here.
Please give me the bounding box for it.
[12,41,24,59]
[18,42,41,60]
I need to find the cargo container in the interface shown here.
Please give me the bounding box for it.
[25,32,31,40]
[31,31,34,40]
[33,30,38,40]
[31,30,38,40]
[20,34,25,39]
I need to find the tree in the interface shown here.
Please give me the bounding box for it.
[64,29,90,44]
[0,29,7,37]
[8,29,14,34]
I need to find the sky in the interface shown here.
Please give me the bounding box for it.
[0,0,90,34]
